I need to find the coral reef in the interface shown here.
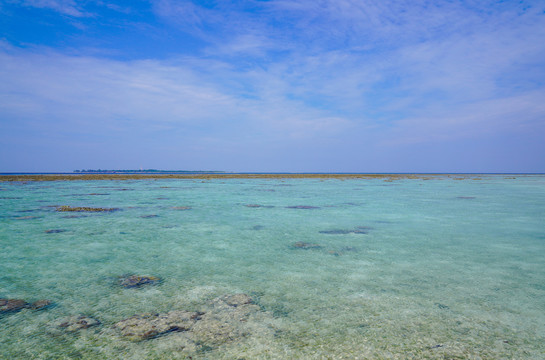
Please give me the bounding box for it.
[113,311,203,341]
[286,205,320,209]
[113,293,269,350]
[118,275,161,288]
[1,298,53,314]
[45,229,67,233]
[0,299,28,313]
[319,226,372,235]
[57,315,101,332]
[292,242,322,249]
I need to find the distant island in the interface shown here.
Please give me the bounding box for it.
[73,169,226,174]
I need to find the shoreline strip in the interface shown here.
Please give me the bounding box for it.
[0,173,486,181]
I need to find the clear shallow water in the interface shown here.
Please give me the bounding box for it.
[1,175,544,359]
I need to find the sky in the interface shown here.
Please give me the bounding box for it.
[1,0,544,173]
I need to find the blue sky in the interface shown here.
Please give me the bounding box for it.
[1,0,544,172]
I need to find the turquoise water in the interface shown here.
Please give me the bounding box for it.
[1,175,544,359]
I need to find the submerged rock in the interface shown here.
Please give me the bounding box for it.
[292,241,322,249]
[172,206,192,210]
[113,293,264,347]
[13,216,39,220]
[56,206,119,212]
[245,204,273,208]
[286,205,320,209]
[1,298,54,313]
[57,315,101,332]
[140,214,159,218]
[319,229,353,235]
[355,225,373,231]
[222,293,253,307]
[0,298,28,313]
[118,275,161,288]
[45,229,67,234]
[352,229,369,234]
[114,310,203,341]
[191,294,261,345]
[319,226,372,235]
[190,318,238,346]
[30,299,53,310]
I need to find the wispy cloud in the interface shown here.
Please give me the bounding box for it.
[383,91,545,146]
[0,45,354,142]
[17,0,87,17]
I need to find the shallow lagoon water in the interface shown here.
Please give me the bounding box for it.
[1,175,544,359]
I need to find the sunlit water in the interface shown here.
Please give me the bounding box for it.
[1,175,544,359]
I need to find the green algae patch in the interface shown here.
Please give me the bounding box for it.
[56,206,119,212]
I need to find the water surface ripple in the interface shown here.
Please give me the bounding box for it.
[1,176,544,359]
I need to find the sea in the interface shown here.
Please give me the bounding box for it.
[1,175,544,359]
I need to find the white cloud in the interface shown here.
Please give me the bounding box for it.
[20,0,87,16]
[383,91,545,146]
[0,47,355,146]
